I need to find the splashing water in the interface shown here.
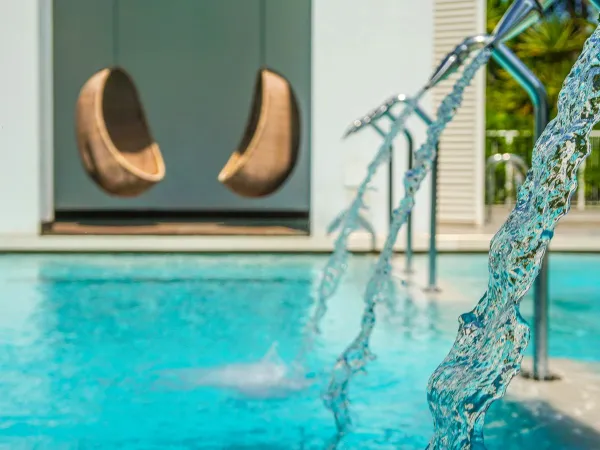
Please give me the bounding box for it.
[427,26,600,450]
[322,49,492,444]
[295,90,425,364]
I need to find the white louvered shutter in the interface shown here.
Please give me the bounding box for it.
[433,0,487,225]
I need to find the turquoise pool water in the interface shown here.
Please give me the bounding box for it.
[0,253,598,449]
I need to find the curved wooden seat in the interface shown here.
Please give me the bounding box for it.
[218,68,300,198]
[75,67,165,197]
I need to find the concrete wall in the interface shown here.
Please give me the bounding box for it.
[0,0,434,240]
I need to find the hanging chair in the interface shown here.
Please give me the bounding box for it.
[75,67,165,197]
[218,68,301,198]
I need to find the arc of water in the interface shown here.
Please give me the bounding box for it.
[293,90,425,366]
[426,25,600,450]
[322,49,493,442]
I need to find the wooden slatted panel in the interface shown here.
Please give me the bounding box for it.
[433,0,486,224]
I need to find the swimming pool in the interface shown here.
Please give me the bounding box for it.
[0,253,597,449]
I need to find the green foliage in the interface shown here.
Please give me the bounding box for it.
[486,0,600,204]
[486,0,595,130]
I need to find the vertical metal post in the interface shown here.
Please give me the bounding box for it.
[427,148,440,291]
[491,43,551,381]
[409,109,437,292]
[370,123,394,254]
[578,162,586,211]
[374,117,416,273]
[404,130,415,274]
[487,164,495,223]
[388,140,395,225]
[533,85,551,381]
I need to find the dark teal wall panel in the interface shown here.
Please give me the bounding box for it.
[264,0,311,212]
[53,0,114,211]
[53,0,311,213]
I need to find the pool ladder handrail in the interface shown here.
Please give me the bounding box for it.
[339,0,558,380]
[343,94,431,279]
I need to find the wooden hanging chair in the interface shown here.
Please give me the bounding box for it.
[218,68,301,198]
[75,67,165,197]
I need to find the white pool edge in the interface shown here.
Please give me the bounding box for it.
[0,231,597,252]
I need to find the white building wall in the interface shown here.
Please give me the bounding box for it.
[0,0,43,235]
[311,0,434,241]
[0,0,435,246]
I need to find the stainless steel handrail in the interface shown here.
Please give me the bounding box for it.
[344,95,435,285]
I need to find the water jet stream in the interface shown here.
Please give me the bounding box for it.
[294,90,425,366]
[427,24,600,450]
[322,49,492,445]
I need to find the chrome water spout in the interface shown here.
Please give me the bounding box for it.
[343,94,432,137]
[492,0,544,43]
[496,0,556,42]
[425,35,492,90]
[425,0,553,91]
[342,105,383,138]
